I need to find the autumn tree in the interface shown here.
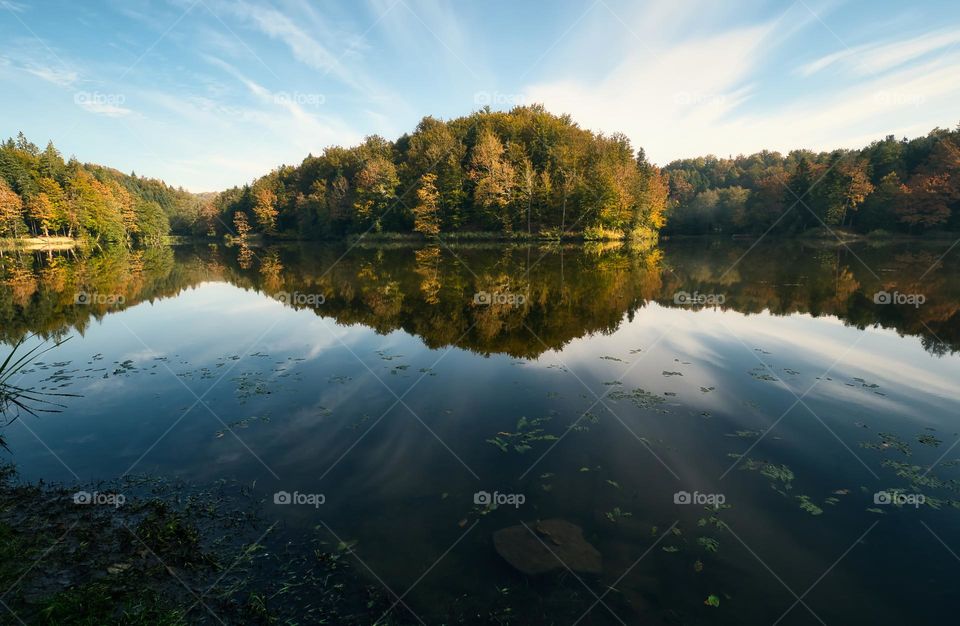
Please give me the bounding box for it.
[515,155,536,234]
[252,184,279,234]
[412,173,441,238]
[470,127,515,230]
[233,211,252,239]
[405,117,466,229]
[353,157,399,231]
[896,140,960,232]
[818,157,873,226]
[25,193,53,236]
[0,178,24,236]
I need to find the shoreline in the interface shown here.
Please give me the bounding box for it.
[0,236,77,251]
[0,463,401,624]
[2,229,956,253]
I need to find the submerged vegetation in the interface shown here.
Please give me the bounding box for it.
[0,466,408,625]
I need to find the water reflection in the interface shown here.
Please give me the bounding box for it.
[2,239,957,356]
[1,240,959,624]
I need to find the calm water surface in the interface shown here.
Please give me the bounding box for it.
[2,239,959,624]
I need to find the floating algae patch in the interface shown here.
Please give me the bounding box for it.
[860,432,912,455]
[215,414,272,438]
[726,430,762,439]
[697,537,720,553]
[880,460,960,491]
[917,433,943,447]
[608,387,667,411]
[748,368,778,382]
[604,507,632,523]
[486,415,558,454]
[739,459,795,491]
[796,495,824,515]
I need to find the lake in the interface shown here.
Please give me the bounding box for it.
[2,238,959,624]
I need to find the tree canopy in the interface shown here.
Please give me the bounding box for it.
[209,106,669,241]
[0,133,205,244]
[5,115,958,245]
[662,125,960,235]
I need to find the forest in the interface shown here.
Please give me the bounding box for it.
[663,125,960,236]
[3,111,958,245]
[0,133,209,245]
[209,105,669,242]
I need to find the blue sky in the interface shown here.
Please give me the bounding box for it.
[2,0,959,191]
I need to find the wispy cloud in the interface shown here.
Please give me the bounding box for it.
[0,0,28,12]
[525,3,960,164]
[799,27,960,76]
[23,63,77,86]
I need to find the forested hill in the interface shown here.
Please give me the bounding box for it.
[0,134,211,244]
[663,124,960,236]
[4,111,958,246]
[206,105,669,241]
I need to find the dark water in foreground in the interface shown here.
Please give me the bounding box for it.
[2,239,959,624]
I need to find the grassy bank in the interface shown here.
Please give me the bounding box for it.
[0,236,76,251]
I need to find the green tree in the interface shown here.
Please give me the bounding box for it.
[134,200,170,245]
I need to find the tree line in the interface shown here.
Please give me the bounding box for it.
[663,125,960,236]
[5,114,958,245]
[209,105,669,241]
[0,133,210,245]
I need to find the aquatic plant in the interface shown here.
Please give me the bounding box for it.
[0,335,75,450]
